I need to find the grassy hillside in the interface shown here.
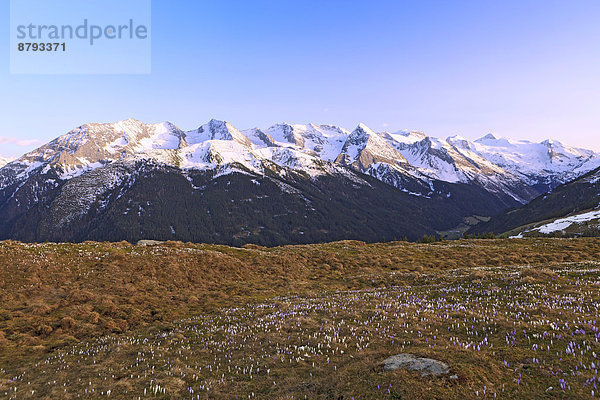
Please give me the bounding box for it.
[469,167,600,236]
[1,238,600,399]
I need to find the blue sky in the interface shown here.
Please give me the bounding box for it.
[1,0,600,157]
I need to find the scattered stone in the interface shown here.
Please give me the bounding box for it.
[382,353,450,377]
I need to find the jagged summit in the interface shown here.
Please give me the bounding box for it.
[335,124,409,171]
[446,135,471,150]
[446,134,468,142]
[186,119,251,147]
[478,133,498,141]
[355,123,375,133]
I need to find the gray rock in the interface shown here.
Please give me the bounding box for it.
[136,240,164,246]
[382,353,450,377]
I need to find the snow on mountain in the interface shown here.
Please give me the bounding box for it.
[469,162,600,237]
[376,131,535,201]
[257,123,349,161]
[372,129,600,202]
[0,157,13,168]
[386,130,428,146]
[3,119,599,206]
[472,134,600,184]
[0,119,365,196]
[507,207,600,238]
[0,119,185,185]
[533,209,600,234]
[179,139,258,171]
[336,123,411,171]
[242,128,277,148]
[49,162,138,226]
[185,119,252,147]
[384,132,499,181]
[388,136,465,183]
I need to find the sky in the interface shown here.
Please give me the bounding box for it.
[1,0,600,157]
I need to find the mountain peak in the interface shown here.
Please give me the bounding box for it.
[154,121,180,131]
[95,118,143,128]
[187,120,251,147]
[265,123,301,146]
[541,139,561,147]
[206,119,237,134]
[447,134,467,141]
[446,135,471,150]
[479,133,498,141]
[353,123,377,137]
[208,118,229,127]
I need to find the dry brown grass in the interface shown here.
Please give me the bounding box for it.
[0,238,599,399]
[0,238,593,352]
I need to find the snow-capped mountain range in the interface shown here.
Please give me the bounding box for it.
[2,119,598,201]
[1,118,598,244]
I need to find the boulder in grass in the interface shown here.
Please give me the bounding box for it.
[382,353,450,377]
